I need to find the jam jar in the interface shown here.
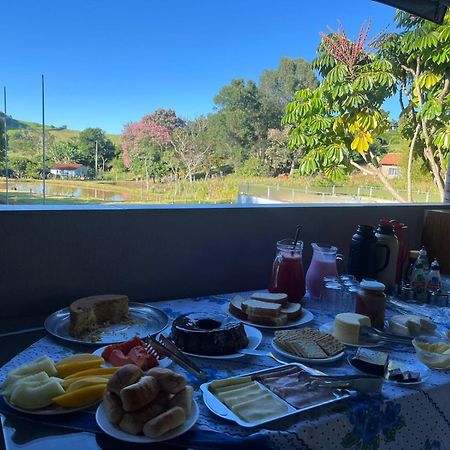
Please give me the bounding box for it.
[355,279,386,330]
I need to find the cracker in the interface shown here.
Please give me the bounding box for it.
[294,341,327,358]
[316,334,345,356]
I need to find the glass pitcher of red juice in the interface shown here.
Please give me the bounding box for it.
[268,239,305,302]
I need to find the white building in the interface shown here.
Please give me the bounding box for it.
[50,163,88,179]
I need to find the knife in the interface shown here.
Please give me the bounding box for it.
[308,374,384,393]
[360,326,413,345]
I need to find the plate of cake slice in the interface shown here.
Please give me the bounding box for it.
[45,295,169,345]
[224,293,313,329]
[271,328,345,364]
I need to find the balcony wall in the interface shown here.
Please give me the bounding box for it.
[1,203,449,321]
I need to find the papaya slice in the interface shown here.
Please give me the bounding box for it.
[52,384,107,408]
[57,358,105,378]
[64,367,118,380]
[64,376,111,391]
[56,353,102,367]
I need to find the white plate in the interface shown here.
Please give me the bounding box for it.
[348,356,430,387]
[223,303,314,329]
[169,324,263,360]
[96,399,198,443]
[93,346,172,368]
[319,322,382,348]
[3,395,98,415]
[271,340,345,365]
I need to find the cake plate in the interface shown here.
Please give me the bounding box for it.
[44,303,169,345]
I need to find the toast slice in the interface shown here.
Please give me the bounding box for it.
[229,296,248,320]
[241,299,281,317]
[280,303,302,321]
[248,313,288,327]
[250,292,288,306]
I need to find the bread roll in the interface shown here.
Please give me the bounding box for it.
[145,367,186,394]
[120,375,160,412]
[103,391,124,425]
[153,391,173,406]
[143,406,186,438]
[132,402,166,422]
[168,385,194,415]
[107,364,143,396]
[119,413,143,435]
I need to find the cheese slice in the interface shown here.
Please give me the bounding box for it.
[388,315,436,337]
[333,313,371,345]
[231,391,289,422]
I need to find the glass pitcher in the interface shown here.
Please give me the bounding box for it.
[268,239,305,302]
[305,243,344,298]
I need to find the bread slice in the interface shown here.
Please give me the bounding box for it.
[250,292,288,306]
[248,313,288,327]
[229,296,248,321]
[241,299,281,317]
[280,303,302,321]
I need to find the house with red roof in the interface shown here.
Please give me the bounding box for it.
[380,153,402,178]
[49,163,88,179]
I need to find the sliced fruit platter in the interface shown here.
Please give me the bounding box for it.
[1,353,117,413]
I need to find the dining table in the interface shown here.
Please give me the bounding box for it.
[1,291,450,450]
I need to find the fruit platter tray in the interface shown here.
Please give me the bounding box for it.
[45,303,169,345]
[200,363,351,428]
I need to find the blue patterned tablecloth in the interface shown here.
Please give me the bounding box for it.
[1,293,450,450]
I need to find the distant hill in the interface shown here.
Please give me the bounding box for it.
[0,112,119,145]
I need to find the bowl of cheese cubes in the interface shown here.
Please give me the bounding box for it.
[412,335,450,369]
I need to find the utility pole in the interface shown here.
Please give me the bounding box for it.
[3,87,8,204]
[95,140,98,180]
[41,75,46,203]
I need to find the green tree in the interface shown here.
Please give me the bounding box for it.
[48,140,83,165]
[380,12,450,201]
[259,57,319,126]
[214,78,267,160]
[77,128,116,175]
[282,22,402,200]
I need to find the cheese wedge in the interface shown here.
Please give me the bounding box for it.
[333,313,371,345]
[388,314,436,337]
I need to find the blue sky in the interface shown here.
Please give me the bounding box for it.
[2,0,399,134]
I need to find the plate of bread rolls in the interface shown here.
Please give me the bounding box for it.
[96,364,198,442]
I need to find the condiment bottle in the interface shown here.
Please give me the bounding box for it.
[411,258,427,302]
[418,246,430,272]
[404,250,419,285]
[355,279,386,330]
[427,258,442,292]
[374,222,399,294]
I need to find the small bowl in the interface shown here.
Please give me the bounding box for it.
[412,335,450,369]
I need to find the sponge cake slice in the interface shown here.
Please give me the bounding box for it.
[229,296,248,321]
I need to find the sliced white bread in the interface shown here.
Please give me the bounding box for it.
[229,296,248,320]
[248,313,288,327]
[250,292,288,306]
[241,299,281,317]
[280,302,302,321]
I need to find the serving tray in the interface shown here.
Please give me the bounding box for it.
[44,302,169,345]
[200,363,351,428]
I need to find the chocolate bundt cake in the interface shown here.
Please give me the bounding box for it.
[171,313,248,355]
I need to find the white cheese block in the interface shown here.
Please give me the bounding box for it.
[388,314,436,337]
[333,313,371,345]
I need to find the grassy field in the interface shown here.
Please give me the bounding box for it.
[0,172,442,205]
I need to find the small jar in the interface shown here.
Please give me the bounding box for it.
[355,279,386,330]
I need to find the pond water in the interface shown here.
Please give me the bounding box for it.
[3,181,126,203]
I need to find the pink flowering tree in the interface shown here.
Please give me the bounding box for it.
[121,109,184,187]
